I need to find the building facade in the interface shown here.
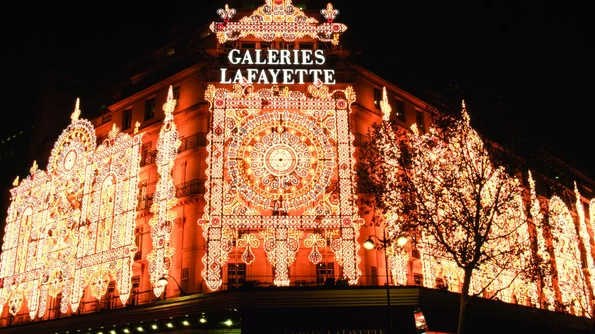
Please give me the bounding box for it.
[0,1,594,333]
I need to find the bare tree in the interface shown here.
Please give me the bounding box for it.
[359,91,535,334]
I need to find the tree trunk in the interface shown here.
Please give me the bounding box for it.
[457,267,473,334]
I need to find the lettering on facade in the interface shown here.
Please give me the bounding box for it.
[220,48,336,85]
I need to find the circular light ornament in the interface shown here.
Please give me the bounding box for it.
[226,111,335,211]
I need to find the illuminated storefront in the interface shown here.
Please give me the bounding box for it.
[0,1,594,333]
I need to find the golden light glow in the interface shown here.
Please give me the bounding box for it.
[200,82,362,290]
[147,86,180,297]
[0,99,144,317]
[209,0,347,45]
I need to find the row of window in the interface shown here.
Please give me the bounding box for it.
[226,262,335,286]
[105,86,180,130]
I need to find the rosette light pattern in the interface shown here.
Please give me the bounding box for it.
[201,82,362,290]
[147,86,180,297]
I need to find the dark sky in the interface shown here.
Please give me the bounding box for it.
[0,0,593,180]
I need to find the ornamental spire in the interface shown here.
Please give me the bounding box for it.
[163,85,176,121]
[71,98,81,121]
[380,87,391,121]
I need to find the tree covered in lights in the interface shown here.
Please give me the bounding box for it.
[359,93,539,334]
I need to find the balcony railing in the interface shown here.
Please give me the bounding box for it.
[178,132,207,153]
[137,179,205,211]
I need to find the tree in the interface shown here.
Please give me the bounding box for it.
[359,88,535,334]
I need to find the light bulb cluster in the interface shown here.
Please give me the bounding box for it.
[200,82,362,290]
[209,0,347,45]
[0,99,143,317]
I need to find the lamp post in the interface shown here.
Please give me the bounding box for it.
[364,231,408,334]
[158,274,188,296]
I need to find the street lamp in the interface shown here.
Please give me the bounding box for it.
[158,274,188,296]
[363,231,408,334]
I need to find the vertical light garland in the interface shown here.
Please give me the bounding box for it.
[574,182,595,314]
[549,196,589,315]
[528,171,556,310]
[147,86,180,297]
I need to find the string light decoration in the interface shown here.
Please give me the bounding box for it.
[304,233,326,264]
[0,99,144,318]
[147,86,180,297]
[549,196,590,316]
[237,233,259,265]
[260,227,303,286]
[209,0,347,45]
[200,82,362,290]
[574,183,595,315]
[528,171,556,309]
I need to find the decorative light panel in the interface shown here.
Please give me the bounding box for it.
[200,82,362,290]
[147,87,180,297]
[0,99,144,317]
[210,0,347,45]
[528,171,555,309]
[549,196,589,316]
[574,183,595,315]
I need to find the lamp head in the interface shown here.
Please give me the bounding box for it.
[363,237,375,250]
[396,235,408,247]
[158,275,168,287]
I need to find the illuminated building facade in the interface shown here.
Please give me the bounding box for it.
[0,1,594,333]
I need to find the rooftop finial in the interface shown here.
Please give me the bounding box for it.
[380,87,391,121]
[71,98,81,121]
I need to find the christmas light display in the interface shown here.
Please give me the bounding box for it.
[549,196,589,315]
[147,86,180,297]
[574,183,595,315]
[0,99,143,317]
[210,1,347,45]
[528,171,555,309]
[237,233,259,265]
[200,81,362,290]
[304,233,326,264]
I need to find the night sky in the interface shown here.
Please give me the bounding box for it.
[0,0,593,180]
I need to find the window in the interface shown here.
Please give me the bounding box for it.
[144,98,155,121]
[259,42,272,50]
[241,42,255,49]
[373,88,381,109]
[131,276,140,305]
[414,274,423,286]
[415,111,425,132]
[227,263,246,287]
[140,143,155,167]
[316,262,334,283]
[395,99,406,122]
[122,109,132,130]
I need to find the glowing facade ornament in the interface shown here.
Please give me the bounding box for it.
[147,86,180,297]
[237,233,259,265]
[0,99,143,318]
[200,82,362,290]
[574,183,595,314]
[304,233,326,264]
[549,196,589,316]
[209,0,347,45]
[528,171,555,309]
